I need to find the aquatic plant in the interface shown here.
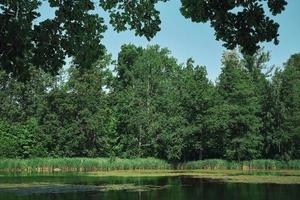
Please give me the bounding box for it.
[180,159,300,170]
[0,158,300,172]
[0,157,171,172]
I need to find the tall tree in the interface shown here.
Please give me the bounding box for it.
[39,56,116,157]
[215,51,263,160]
[0,67,52,158]
[113,45,186,161]
[242,50,275,158]
[261,69,287,159]
[177,59,215,160]
[280,54,300,159]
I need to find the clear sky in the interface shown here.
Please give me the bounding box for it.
[40,0,300,81]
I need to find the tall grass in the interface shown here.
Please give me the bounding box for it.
[0,157,171,172]
[180,159,300,170]
[0,158,299,172]
[178,159,231,170]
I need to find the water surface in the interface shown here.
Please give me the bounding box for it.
[0,174,299,200]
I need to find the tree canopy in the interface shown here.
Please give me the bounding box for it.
[180,0,287,55]
[0,0,297,162]
[0,44,299,161]
[1,0,287,80]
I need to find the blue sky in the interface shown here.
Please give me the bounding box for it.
[40,0,300,81]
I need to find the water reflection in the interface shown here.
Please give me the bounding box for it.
[0,175,299,200]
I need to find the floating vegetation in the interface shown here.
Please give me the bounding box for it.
[0,183,170,194]
[100,184,169,192]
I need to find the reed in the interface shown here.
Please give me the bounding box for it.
[180,159,300,170]
[0,158,299,172]
[0,157,171,172]
[178,159,231,170]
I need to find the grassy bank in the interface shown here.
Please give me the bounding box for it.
[0,158,171,172]
[1,170,300,185]
[179,159,300,170]
[87,170,300,184]
[0,158,300,172]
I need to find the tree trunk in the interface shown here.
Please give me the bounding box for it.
[199,150,203,160]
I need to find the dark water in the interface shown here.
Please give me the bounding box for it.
[0,174,299,200]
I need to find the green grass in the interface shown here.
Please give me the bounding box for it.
[0,157,171,172]
[0,158,300,172]
[178,159,231,170]
[180,159,300,170]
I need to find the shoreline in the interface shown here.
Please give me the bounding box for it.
[1,158,300,175]
[1,169,300,185]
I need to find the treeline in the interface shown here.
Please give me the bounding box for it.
[0,44,299,161]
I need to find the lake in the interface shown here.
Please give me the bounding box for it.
[0,174,299,200]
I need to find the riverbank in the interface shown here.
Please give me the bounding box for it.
[87,169,300,184]
[0,158,300,173]
[1,170,300,185]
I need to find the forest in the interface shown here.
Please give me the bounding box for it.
[0,44,299,162]
[1,0,299,163]
[2,2,300,200]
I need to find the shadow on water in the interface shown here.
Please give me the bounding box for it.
[0,174,300,200]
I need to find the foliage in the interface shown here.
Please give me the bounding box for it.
[0,0,106,80]
[102,0,288,55]
[280,54,300,159]
[208,51,263,161]
[100,0,168,40]
[113,45,186,161]
[0,0,288,80]
[180,0,287,55]
[0,118,46,158]
[39,56,116,157]
[0,44,299,162]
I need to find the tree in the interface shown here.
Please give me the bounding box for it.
[1,0,288,80]
[0,66,56,158]
[39,56,116,157]
[180,0,287,55]
[0,120,18,158]
[177,59,215,160]
[241,50,275,158]
[102,0,287,55]
[100,0,168,40]
[0,118,46,158]
[113,44,187,161]
[262,69,287,159]
[215,51,263,160]
[261,54,300,160]
[280,54,300,159]
[0,0,106,80]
